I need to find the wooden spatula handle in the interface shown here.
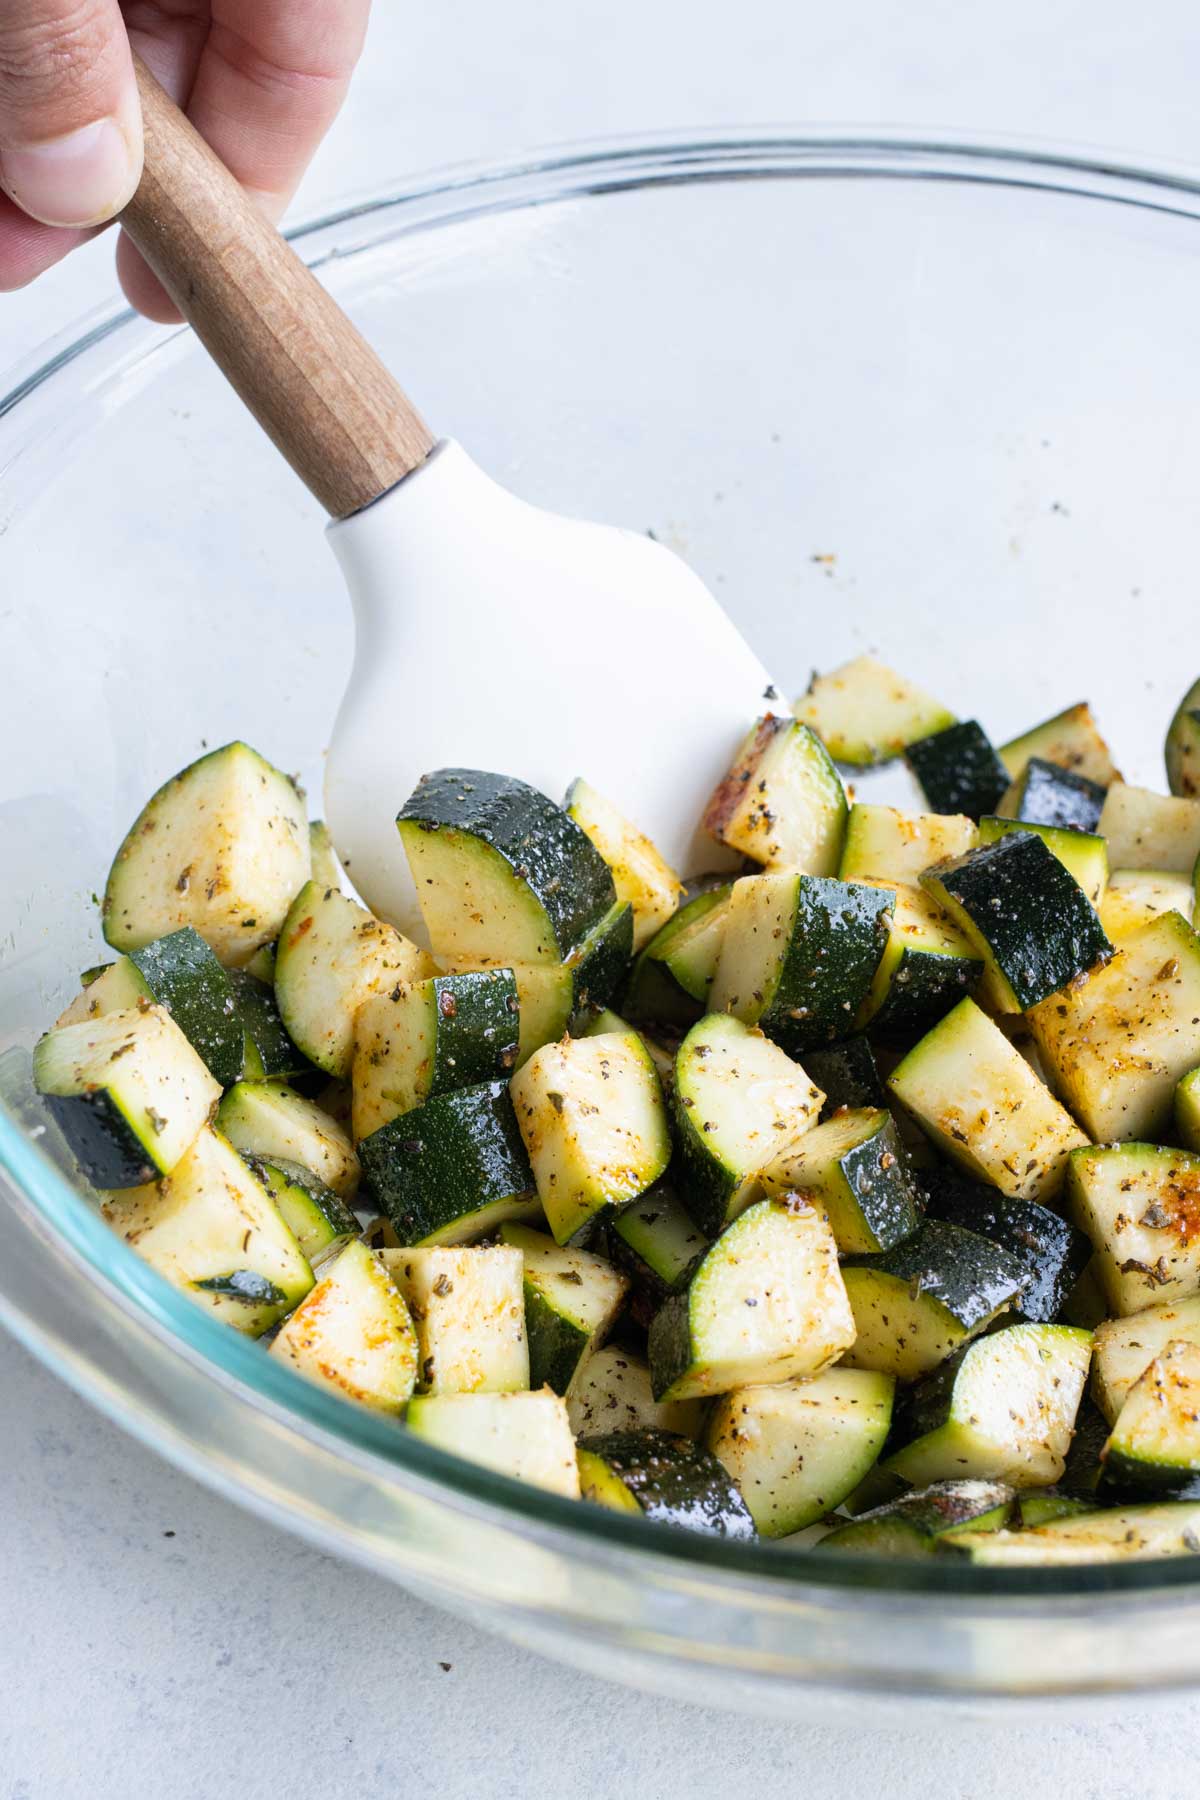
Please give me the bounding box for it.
[120,55,435,518]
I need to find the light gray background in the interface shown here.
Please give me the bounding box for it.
[4,4,1199,1795]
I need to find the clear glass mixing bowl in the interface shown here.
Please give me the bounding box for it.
[5,132,1200,1715]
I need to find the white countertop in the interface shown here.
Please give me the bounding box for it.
[5,3,1200,1793]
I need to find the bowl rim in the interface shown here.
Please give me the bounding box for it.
[6,125,1200,1604]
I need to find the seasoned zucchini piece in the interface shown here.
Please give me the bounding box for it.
[358,1079,536,1245]
[1100,868,1193,941]
[510,1031,670,1243]
[218,1080,361,1200]
[1179,1065,1200,1152]
[398,768,616,967]
[905,721,1009,819]
[762,1106,922,1254]
[999,702,1121,789]
[577,1429,755,1536]
[270,1239,417,1410]
[977,815,1108,908]
[921,1168,1092,1324]
[950,1502,1200,1565]
[1014,1490,1094,1527]
[607,1185,709,1296]
[564,779,683,952]
[406,1389,580,1497]
[1061,1395,1110,1496]
[921,835,1111,1013]
[274,882,435,1078]
[840,1219,1024,1382]
[1098,783,1200,872]
[671,1013,824,1236]
[708,871,891,1055]
[565,900,634,1013]
[230,970,310,1081]
[499,1223,627,1393]
[706,1367,894,1536]
[888,999,1086,1202]
[382,1245,528,1394]
[794,654,955,767]
[701,715,847,873]
[1066,1142,1200,1315]
[803,1036,886,1118]
[565,1345,707,1439]
[244,1157,357,1263]
[105,1127,312,1333]
[307,819,344,891]
[881,1323,1092,1489]
[1028,912,1200,1142]
[819,1481,1016,1555]
[35,1006,220,1189]
[102,741,309,965]
[1166,677,1200,799]
[838,803,978,885]
[1102,1340,1200,1497]
[854,879,982,1034]
[624,885,731,1024]
[647,1197,854,1402]
[350,969,520,1141]
[995,756,1106,833]
[443,959,574,1069]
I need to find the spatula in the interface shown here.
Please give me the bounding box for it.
[120,59,776,937]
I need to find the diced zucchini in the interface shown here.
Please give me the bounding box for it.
[1166,678,1200,799]
[230,970,310,1081]
[217,1080,361,1200]
[921,1167,1092,1324]
[607,1185,709,1296]
[793,654,955,767]
[242,942,276,984]
[802,1036,886,1117]
[576,1428,755,1536]
[624,885,731,1024]
[838,803,978,885]
[708,871,891,1055]
[350,969,520,1141]
[762,1106,921,1254]
[1014,1491,1094,1527]
[1066,1142,1200,1315]
[888,998,1087,1202]
[564,900,634,1013]
[397,769,616,967]
[1179,1065,1200,1152]
[358,1079,536,1245]
[1028,912,1200,1142]
[1098,783,1200,872]
[441,960,574,1069]
[1061,1395,1110,1496]
[102,741,309,966]
[1100,869,1193,941]
[995,757,1107,834]
[405,1389,580,1497]
[1102,1340,1200,1497]
[819,1480,1016,1555]
[977,816,1108,908]
[906,721,1009,819]
[308,819,344,891]
[35,1006,221,1189]
[105,1126,312,1333]
[706,1367,894,1536]
[949,1503,1200,1565]
[564,1345,707,1439]
[701,715,847,873]
[510,1031,670,1243]
[647,1197,854,1402]
[270,1239,417,1409]
[564,779,683,953]
[382,1245,528,1394]
[244,1156,357,1263]
[999,702,1121,789]
[498,1223,628,1393]
[854,879,982,1035]
[274,882,435,1078]
[840,1218,1024,1382]
[671,1013,824,1236]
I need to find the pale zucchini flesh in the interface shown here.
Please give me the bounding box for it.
[217,1080,361,1200]
[382,1245,529,1394]
[564,1344,707,1439]
[1092,1296,1200,1423]
[1099,869,1193,941]
[794,655,955,767]
[702,716,847,872]
[998,703,1121,788]
[1102,1339,1200,1494]
[1066,1143,1200,1316]
[565,778,683,952]
[838,803,977,885]
[270,1239,417,1411]
[405,1390,581,1497]
[1098,784,1200,873]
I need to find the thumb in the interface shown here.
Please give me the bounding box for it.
[0,1,142,229]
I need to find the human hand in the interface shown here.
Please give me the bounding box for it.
[0,1,370,318]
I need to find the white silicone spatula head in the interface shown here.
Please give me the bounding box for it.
[121,63,774,934]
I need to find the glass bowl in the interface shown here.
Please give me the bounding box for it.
[5,131,1200,1717]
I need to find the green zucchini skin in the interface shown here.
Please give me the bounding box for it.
[906,721,1010,819]
[524,1289,591,1394]
[607,1185,709,1297]
[1165,678,1200,798]
[624,884,730,1023]
[358,1080,535,1244]
[765,1108,922,1255]
[127,927,245,1087]
[803,1037,887,1117]
[41,1088,160,1189]
[1003,756,1106,832]
[243,1155,358,1261]
[229,969,310,1080]
[576,1428,756,1538]
[567,901,634,1013]
[1060,1396,1109,1496]
[819,1480,1016,1554]
[426,969,521,1089]
[843,1219,1024,1329]
[921,1168,1092,1324]
[866,944,981,1038]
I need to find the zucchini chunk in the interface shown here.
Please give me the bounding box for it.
[397,768,616,966]
[802,1036,886,1118]
[701,715,847,873]
[708,871,891,1054]
[1100,868,1193,941]
[443,960,574,1069]
[706,1367,894,1536]
[382,1245,529,1394]
[977,815,1109,908]
[607,1185,709,1296]
[351,968,520,1141]
[838,803,977,885]
[1179,1066,1200,1152]
[905,721,1009,820]
[510,1031,670,1244]
[577,1429,755,1537]
[565,1345,707,1439]
[405,1389,580,1497]
[819,1480,1016,1555]
[624,885,731,1025]
[230,970,310,1081]
[217,1080,361,1200]
[1015,1490,1094,1527]
[921,835,1112,1013]
[647,1197,854,1402]
[793,654,955,767]
[840,1219,1024,1382]
[1101,1340,1200,1498]
[564,778,683,952]
[244,1157,357,1263]
[274,882,435,1078]
[358,1080,537,1245]
[498,1223,628,1394]
[1098,783,1200,872]
[35,1006,221,1188]
[881,1323,1092,1489]
[950,1502,1200,1565]
[888,999,1086,1202]
[307,819,344,891]
[853,880,982,1035]
[1028,912,1200,1142]
[565,900,634,1013]
[1066,1142,1200,1315]
[762,1106,922,1254]
[1166,677,1200,798]
[102,741,309,966]
[999,702,1121,789]
[270,1239,417,1410]
[995,756,1106,834]
[105,1127,312,1333]
[671,1013,824,1237]
[921,1167,1092,1323]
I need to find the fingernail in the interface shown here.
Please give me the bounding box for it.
[1,115,141,228]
